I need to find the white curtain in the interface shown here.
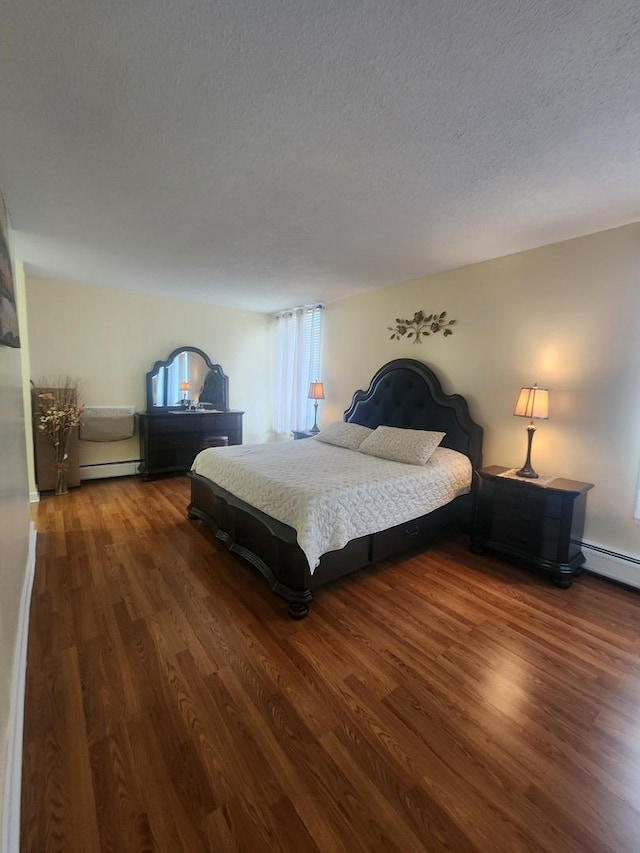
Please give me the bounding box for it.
[273,305,323,434]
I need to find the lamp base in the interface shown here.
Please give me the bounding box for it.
[515,465,539,479]
[310,400,320,433]
[516,423,539,478]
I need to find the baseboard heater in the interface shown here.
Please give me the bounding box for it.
[582,541,640,591]
[80,460,141,480]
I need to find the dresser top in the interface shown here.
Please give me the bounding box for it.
[138,409,244,417]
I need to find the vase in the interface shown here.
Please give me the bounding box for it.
[55,462,69,496]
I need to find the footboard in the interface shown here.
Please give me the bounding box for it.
[188,471,318,617]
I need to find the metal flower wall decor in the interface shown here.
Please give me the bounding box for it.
[388,310,456,343]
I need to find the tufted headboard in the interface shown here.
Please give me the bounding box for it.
[344,358,483,470]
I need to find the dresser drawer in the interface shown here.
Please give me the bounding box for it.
[146,416,196,435]
[492,484,563,519]
[490,510,560,560]
[491,501,544,533]
[204,413,235,428]
[149,432,199,453]
[149,449,199,470]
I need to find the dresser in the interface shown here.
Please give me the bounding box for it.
[471,465,593,587]
[137,410,243,479]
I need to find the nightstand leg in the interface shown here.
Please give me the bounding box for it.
[288,602,310,620]
[551,568,573,589]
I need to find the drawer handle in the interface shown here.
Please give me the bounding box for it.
[404,525,419,537]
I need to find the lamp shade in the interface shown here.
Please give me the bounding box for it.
[308,382,325,400]
[513,384,549,420]
[180,381,190,393]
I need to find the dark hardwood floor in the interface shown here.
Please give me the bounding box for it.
[21,476,640,852]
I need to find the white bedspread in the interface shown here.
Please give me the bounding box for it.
[192,439,472,573]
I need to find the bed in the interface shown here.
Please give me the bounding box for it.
[187,358,483,618]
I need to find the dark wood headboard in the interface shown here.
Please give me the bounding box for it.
[344,359,483,470]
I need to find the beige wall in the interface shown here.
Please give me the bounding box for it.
[25,277,272,482]
[323,223,640,558]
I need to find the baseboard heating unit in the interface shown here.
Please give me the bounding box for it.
[80,460,141,480]
[582,541,640,591]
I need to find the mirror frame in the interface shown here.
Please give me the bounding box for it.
[145,346,229,411]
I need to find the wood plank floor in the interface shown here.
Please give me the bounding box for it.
[21,476,640,852]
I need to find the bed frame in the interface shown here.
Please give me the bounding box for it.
[188,358,483,618]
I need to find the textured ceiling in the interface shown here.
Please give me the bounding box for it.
[1,0,639,313]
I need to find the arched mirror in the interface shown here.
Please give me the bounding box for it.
[145,347,229,410]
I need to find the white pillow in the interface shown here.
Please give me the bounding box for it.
[358,426,445,466]
[314,421,374,451]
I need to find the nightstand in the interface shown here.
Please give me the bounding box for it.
[292,430,316,440]
[471,465,594,587]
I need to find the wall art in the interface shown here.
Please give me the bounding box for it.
[388,310,455,344]
[0,192,20,348]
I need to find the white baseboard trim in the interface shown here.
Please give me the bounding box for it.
[80,460,140,480]
[28,491,39,504]
[2,522,37,853]
[582,541,640,590]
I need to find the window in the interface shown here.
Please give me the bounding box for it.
[272,304,323,434]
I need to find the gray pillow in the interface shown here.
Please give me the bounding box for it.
[358,426,445,465]
[314,421,374,451]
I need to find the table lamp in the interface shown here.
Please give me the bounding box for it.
[308,382,325,433]
[513,383,549,478]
